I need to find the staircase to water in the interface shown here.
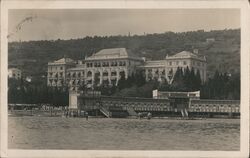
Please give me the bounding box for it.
[181,109,189,117]
[127,107,137,118]
[100,107,111,118]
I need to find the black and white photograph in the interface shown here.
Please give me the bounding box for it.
[1,0,250,158]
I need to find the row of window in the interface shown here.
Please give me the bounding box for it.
[63,71,125,78]
[48,79,64,84]
[48,71,122,78]
[167,61,205,67]
[48,72,64,78]
[146,68,204,76]
[48,61,204,71]
[49,66,64,71]
[147,69,166,75]
[86,61,128,68]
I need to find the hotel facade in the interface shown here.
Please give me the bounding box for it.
[47,48,207,91]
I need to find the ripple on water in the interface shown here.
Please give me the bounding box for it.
[8,117,240,150]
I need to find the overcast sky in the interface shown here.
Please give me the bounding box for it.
[8,9,240,42]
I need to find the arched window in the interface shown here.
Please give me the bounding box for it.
[67,72,70,77]
[162,69,166,75]
[103,71,108,76]
[119,71,125,76]
[87,71,92,77]
[77,80,80,85]
[111,71,117,76]
[119,61,123,66]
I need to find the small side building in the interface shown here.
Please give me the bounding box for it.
[8,68,22,80]
[47,58,76,87]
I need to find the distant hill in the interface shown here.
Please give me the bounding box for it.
[8,29,240,78]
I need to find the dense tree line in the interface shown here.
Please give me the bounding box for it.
[200,71,240,100]
[8,78,69,106]
[158,67,201,92]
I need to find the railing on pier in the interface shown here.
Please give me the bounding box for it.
[79,95,240,118]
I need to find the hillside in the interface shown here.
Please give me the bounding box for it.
[8,29,240,78]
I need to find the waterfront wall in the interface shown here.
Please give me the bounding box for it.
[189,99,240,113]
[79,96,240,116]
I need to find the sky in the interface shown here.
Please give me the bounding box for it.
[8,9,240,42]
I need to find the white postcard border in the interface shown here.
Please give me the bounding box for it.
[1,1,249,158]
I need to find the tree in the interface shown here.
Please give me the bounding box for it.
[200,70,240,100]
[189,67,196,91]
[93,72,100,90]
[126,73,134,88]
[194,70,202,91]
[117,71,127,90]
[134,70,146,87]
[172,67,185,91]
[183,66,191,91]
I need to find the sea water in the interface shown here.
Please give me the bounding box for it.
[8,116,240,150]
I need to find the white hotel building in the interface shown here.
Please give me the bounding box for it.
[142,49,207,84]
[47,48,207,91]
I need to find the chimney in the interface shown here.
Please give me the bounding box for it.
[165,54,169,59]
[142,57,146,62]
[193,49,199,54]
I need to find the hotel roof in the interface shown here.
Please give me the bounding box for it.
[85,48,143,61]
[54,58,74,63]
[166,51,206,61]
[173,51,198,58]
[48,57,75,65]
